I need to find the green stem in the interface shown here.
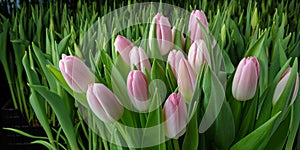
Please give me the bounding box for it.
[173,139,180,150]
[2,64,18,109]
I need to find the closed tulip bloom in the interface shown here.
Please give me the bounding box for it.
[150,13,173,56]
[177,58,196,102]
[232,57,260,101]
[167,50,185,78]
[188,10,209,43]
[127,70,149,112]
[114,35,133,65]
[188,39,211,72]
[129,46,151,73]
[87,83,124,123]
[59,54,94,93]
[272,67,299,106]
[163,93,188,139]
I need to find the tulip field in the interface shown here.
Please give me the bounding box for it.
[0,0,299,149]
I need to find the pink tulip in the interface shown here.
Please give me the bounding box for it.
[188,39,211,72]
[177,58,196,102]
[114,35,133,65]
[150,13,173,56]
[127,70,149,112]
[272,67,299,105]
[129,46,151,73]
[167,50,185,78]
[87,83,124,123]
[163,93,188,139]
[232,57,260,101]
[188,10,209,43]
[59,54,94,93]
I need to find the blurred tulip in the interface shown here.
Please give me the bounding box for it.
[129,46,151,73]
[272,67,299,106]
[167,50,185,78]
[177,58,196,102]
[87,83,124,123]
[127,70,149,112]
[188,10,209,43]
[114,35,133,65]
[149,13,173,56]
[163,93,188,139]
[232,57,260,101]
[188,39,211,72]
[59,54,94,93]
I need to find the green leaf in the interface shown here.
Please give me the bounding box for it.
[31,140,57,150]
[214,101,235,150]
[230,111,281,150]
[58,34,71,55]
[244,30,268,57]
[3,128,48,140]
[30,85,79,150]
[221,50,234,74]
[182,104,198,150]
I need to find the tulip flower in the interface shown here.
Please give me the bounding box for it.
[188,10,209,43]
[163,93,188,139]
[232,57,260,101]
[272,67,299,106]
[149,13,173,56]
[167,50,185,78]
[127,70,149,112]
[188,39,211,72]
[129,46,151,73]
[114,35,133,65]
[177,58,196,102]
[87,83,124,123]
[59,54,95,93]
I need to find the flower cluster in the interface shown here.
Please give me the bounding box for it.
[59,10,299,143]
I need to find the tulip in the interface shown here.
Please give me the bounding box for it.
[87,83,124,123]
[129,46,151,73]
[272,67,299,106]
[188,39,211,72]
[59,54,95,93]
[188,10,209,43]
[127,70,149,112]
[232,57,260,101]
[167,50,185,78]
[149,13,173,56]
[163,93,188,139]
[177,58,196,102]
[114,35,133,65]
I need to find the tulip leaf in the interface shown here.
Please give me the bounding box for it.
[151,59,169,93]
[265,111,291,150]
[213,101,235,150]
[3,128,48,140]
[285,90,300,149]
[199,67,225,133]
[230,111,281,150]
[221,50,234,74]
[31,140,57,150]
[30,85,79,150]
[182,103,198,150]
[166,63,177,92]
[58,34,71,55]
[244,30,267,57]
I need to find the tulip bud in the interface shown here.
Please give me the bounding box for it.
[232,57,260,101]
[129,46,151,73]
[59,54,94,93]
[188,10,209,43]
[167,50,185,78]
[149,13,173,56]
[87,83,124,123]
[114,35,133,65]
[272,67,299,106]
[177,58,196,103]
[163,93,188,139]
[127,70,149,112]
[188,39,211,72]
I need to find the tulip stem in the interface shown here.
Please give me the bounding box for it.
[172,139,180,150]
